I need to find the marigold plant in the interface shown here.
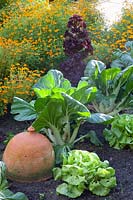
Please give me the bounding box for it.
[0,0,104,77]
[106,3,133,51]
[0,65,44,116]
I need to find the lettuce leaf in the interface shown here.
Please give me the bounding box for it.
[104,114,133,149]
[53,150,117,198]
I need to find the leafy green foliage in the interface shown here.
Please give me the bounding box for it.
[111,41,133,69]
[104,114,133,149]
[0,161,28,200]
[0,162,8,191]
[0,0,9,9]
[11,98,36,121]
[82,60,133,116]
[84,130,103,146]
[3,132,14,145]
[11,69,112,163]
[53,150,117,198]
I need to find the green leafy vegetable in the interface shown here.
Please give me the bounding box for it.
[111,41,133,69]
[11,69,112,164]
[0,161,28,200]
[104,114,133,149]
[53,150,116,198]
[73,130,103,146]
[82,60,133,116]
[0,162,8,191]
[3,132,14,145]
[86,130,103,146]
[11,98,36,121]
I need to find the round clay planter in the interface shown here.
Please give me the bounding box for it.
[3,126,55,182]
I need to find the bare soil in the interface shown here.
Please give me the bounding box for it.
[0,114,133,200]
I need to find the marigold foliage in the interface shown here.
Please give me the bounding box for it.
[0,65,44,115]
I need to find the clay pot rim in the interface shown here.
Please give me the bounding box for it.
[7,174,53,183]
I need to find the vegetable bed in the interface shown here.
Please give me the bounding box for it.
[0,114,133,200]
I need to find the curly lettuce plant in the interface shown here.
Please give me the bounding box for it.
[11,69,112,163]
[53,150,117,198]
[0,161,28,200]
[82,60,133,116]
[104,114,133,149]
[111,41,133,69]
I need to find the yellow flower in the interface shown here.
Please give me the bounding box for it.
[54,29,59,32]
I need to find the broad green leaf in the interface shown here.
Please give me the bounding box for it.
[111,42,133,69]
[62,93,90,118]
[53,167,62,180]
[0,190,28,200]
[100,177,117,188]
[114,65,133,89]
[89,181,111,196]
[100,68,121,92]
[34,97,50,113]
[96,167,115,178]
[86,113,113,124]
[116,72,133,102]
[65,150,100,167]
[32,99,63,131]
[33,70,71,98]
[61,165,84,177]
[0,162,8,191]
[11,97,36,121]
[111,59,125,69]
[33,88,51,98]
[87,130,103,146]
[76,80,89,89]
[33,69,71,91]
[10,192,29,200]
[53,145,71,165]
[56,183,84,198]
[84,60,106,78]
[63,175,85,185]
[71,86,97,104]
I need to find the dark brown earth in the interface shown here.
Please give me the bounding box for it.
[0,113,133,200]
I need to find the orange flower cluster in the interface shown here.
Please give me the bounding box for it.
[0,0,103,74]
[0,65,44,115]
[107,3,133,50]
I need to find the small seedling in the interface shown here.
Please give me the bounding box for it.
[39,193,45,200]
[3,132,14,145]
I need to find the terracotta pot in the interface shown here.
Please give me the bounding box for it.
[3,126,55,182]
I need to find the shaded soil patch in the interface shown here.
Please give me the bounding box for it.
[0,114,133,200]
